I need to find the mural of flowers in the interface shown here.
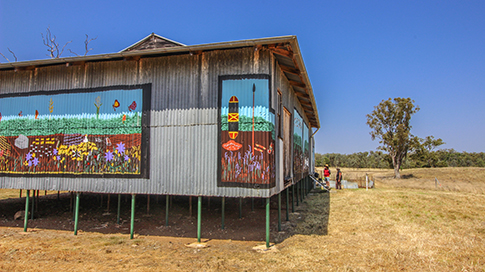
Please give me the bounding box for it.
[0,87,145,176]
[219,77,275,187]
[105,150,114,162]
[116,142,125,154]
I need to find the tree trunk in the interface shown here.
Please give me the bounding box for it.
[392,156,401,179]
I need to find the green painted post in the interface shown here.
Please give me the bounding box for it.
[266,197,270,248]
[31,190,35,220]
[303,177,308,198]
[285,187,289,221]
[291,185,295,212]
[239,197,242,219]
[307,176,310,194]
[296,182,299,206]
[304,177,307,193]
[74,192,80,235]
[221,197,225,230]
[277,193,281,232]
[23,190,30,232]
[306,176,312,194]
[130,194,135,239]
[302,179,305,199]
[300,181,303,201]
[305,177,308,196]
[197,196,202,243]
[165,195,169,226]
[117,194,121,225]
[303,177,307,198]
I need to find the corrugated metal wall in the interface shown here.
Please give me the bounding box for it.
[0,47,312,198]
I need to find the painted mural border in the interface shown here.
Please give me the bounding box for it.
[217,74,276,189]
[0,84,151,179]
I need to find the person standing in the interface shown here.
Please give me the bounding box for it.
[335,168,343,190]
[323,164,331,188]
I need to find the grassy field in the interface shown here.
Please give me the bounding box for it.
[0,167,484,271]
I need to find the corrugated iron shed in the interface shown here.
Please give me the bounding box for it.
[0,35,319,198]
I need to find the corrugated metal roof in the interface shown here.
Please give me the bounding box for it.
[0,35,319,129]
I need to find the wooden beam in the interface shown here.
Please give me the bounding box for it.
[301,103,313,109]
[289,80,306,88]
[295,91,310,98]
[280,65,300,75]
[270,48,293,59]
[123,56,141,61]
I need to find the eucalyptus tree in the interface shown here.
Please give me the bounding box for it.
[366,97,420,178]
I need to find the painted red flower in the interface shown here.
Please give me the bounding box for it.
[223,140,242,151]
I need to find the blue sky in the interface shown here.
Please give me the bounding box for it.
[1,0,484,154]
[0,88,142,119]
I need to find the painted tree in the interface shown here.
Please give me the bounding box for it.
[94,96,102,118]
[49,98,54,119]
[366,97,419,178]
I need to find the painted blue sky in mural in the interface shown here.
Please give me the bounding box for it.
[0,88,142,120]
[221,78,273,123]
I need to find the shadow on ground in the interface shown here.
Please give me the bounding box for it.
[0,189,330,243]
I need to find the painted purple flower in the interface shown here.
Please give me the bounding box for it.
[32,157,39,166]
[124,155,129,161]
[57,155,61,161]
[116,142,125,154]
[28,160,32,167]
[26,152,32,161]
[53,149,58,155]
[105,150,114,162]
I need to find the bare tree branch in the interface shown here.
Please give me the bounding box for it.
[68,49,80,56]
[84,34,97,56]
[0,48,18,63]
[41,26,72,58]
[8,48,17,62]
[0,52,10,63]
[59,40,72,57]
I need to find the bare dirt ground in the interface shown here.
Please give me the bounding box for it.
[0,167,484,271]
[0,192,313,242]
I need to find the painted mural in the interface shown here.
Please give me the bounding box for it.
[0,86,148,177]
[303,122,310,175]
[219,76,275,188]
[293,109,304,182]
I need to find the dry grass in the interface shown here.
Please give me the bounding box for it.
[336,167,485,194]
[1,168,485,271]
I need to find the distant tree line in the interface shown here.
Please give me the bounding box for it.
[315,149,485,169]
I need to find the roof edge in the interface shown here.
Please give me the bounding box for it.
[0,35,297,70]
